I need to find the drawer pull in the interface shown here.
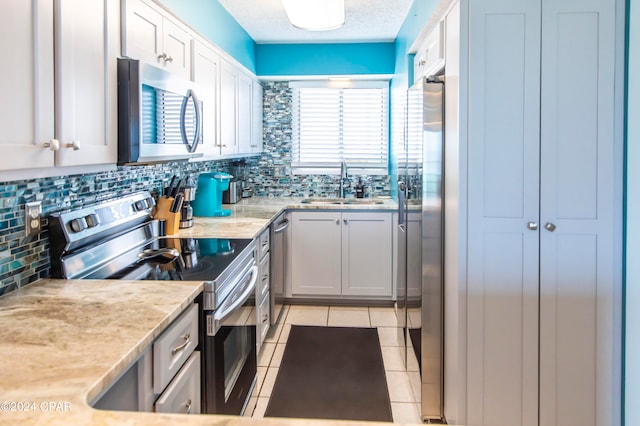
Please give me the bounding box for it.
[184,399,192,414]
[171,334,191,355]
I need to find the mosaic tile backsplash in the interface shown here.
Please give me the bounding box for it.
[244,82,391,198]
[0,80,391,297]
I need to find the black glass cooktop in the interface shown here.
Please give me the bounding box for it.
[84,238,253,282]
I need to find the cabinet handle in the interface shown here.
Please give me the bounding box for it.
[343,218,348,225]
[544,223,557,232]
[65,140,80,151]
[183,399,192,414]
[527,222,538,230]
[157,53,167,61]
[262,314,269,323]
[165,55,174,63]
[43,139,60,151]
[335,219,340,225]
[171,333,191,355]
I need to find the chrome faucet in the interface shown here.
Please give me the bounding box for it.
[339,160,350,198]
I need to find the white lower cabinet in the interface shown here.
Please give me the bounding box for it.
[92,303,200,414]
[290,211,393,298]
[256,228,270,350]
[154,352,201,414]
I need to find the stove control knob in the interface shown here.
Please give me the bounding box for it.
[85,213,100,228]
[69,217,87,233]
[134,200,147,211]
[145,197,156,209]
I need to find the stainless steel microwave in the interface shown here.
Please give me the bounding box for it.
[117,58,204,164]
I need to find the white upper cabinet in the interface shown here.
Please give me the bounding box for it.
[251,80,264,154]
[191,40,220,159]
[0,0,118,173]
[123,0,191,78]
[0,1,55,171]
[219,58,238,156]
[55,0,119,167]
[237,71,253,154]
[414,19,445,83]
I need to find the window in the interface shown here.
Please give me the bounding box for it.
[291,81,389,174]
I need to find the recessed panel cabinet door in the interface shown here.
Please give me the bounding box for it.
[0,0,55,171]
[191,40,220,158]
[220,59,238,156]
[538,1,618,425]
[341,212,392,297]
[55,0,118,167]
[237,72,253,154]
[290,212,342,296]
[466,0,541,425]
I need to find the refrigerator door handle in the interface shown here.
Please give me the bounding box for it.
[398,181,406,228]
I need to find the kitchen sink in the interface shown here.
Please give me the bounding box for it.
[300,197,384,205]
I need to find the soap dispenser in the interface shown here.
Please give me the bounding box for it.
[355,178,365,198]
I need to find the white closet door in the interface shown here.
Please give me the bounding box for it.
[466,0,541,425]
[539,1,619,425]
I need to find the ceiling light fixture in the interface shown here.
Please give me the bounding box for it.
[281,0,345,31]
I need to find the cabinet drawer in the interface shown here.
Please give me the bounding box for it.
[257,293,270,347]
[258,229,270,259]
[153,303,198,394]
[258,253,270,300]
[155,351,201,414]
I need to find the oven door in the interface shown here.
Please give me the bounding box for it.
[202,265,258,415]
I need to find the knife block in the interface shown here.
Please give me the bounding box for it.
[154,197,181,235]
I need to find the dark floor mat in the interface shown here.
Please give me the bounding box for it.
[264,325,393,422]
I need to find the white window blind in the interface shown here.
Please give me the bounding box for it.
[291,82,389,174]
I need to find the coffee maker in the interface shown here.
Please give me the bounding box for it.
[179,176,196,228]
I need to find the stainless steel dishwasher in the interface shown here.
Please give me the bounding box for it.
[270,212,289,324]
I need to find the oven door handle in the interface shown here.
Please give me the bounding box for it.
[213,265,258,323]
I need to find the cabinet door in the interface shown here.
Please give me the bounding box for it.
[237,71,253,154]
[290,211,342,296]
[466,0,541,425]
[191,40,220,158]
[219,59,238,156]
[251,80,264,153]
[0,0,55,171]
[341,212,393,297]
[124,0,163,66]
[538,1,618,425]
[161,17,191,78]
[55,0,118,167]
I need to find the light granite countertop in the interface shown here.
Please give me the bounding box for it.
[175,196,398,239]
[0,196,407,426]
[0,279,398,425]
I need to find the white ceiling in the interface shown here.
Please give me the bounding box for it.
[217,0,414,44]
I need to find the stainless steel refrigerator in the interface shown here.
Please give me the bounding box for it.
[397,75,445,423]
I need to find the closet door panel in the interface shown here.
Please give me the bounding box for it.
[466,1,541,425]
[539,1,618,425]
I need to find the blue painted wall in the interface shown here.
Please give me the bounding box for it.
[625,0,639,423]
[389,0,440,196]
[158,0,257,73]
[255,43,395,76]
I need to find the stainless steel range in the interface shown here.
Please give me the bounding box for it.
[48,192,258,416]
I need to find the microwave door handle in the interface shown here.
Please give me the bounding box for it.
[180,89,200,153]
[191,90,202,153]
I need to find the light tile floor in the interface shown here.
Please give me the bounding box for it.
[251,304,423,424]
